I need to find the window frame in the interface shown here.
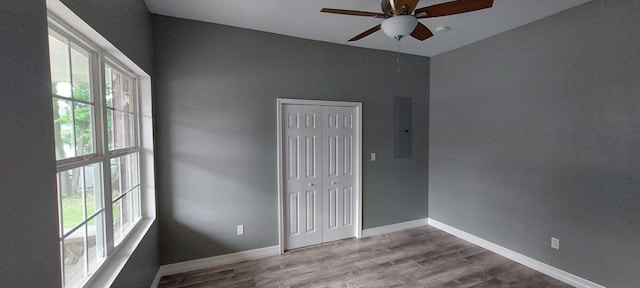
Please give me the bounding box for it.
[102,59,143,248]
[49,15,147,288]
[49,26,104,168]
[103,58,141,156]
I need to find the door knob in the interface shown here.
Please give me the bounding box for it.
[308,183,314,186]
[332,181,337,185]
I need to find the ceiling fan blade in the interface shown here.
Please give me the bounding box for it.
[410,23,434,41]
[415,0,494,18]
[321,8,385,18]
[348,25,382,42]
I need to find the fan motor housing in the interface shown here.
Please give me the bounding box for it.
[382,0,410,17]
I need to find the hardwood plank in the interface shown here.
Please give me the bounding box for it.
[158,226,573,288]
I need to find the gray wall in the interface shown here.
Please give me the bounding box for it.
[111,226,160,288]
[429,0,640,287]
[0,1,158,287]
[0,1,61,286]
[153,16,430,264]
[61,0,154,74]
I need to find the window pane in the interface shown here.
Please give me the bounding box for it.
[107,110,135,150]
[49,32,71,98]
[105,65,113,107]
[62,229,86,288]
[52,100,96,160]
[122,76,133,111]
[87,214,106,273]
[105,65,134,112]
[59,163,102,235]
[73,102,95,156]
[132,187,141,221]
[110,153,139,199]
[122,192,133,233]
[53,99,75,160]
[70,44,92,102]
[112,200,122,245]
[59,167,84,233]
[113,192,136,246]
[84,164,103,217]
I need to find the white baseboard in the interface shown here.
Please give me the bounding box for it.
[427,218,605,288]
[150,271,162,288]
[362,218,428,238]
[150,245,280,288]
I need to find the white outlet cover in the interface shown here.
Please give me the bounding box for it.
[237,225,244,235]
[551,237,560,249]
[371,153,376,161]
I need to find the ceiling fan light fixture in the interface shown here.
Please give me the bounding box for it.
[381,15,418,40]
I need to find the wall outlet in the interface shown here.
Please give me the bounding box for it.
[237,225,244,236]
[371,153,376,161]
[551,237,560,250]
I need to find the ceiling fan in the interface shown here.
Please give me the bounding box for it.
[321,0,494,42]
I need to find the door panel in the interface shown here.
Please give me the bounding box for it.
[287,136,298,179]
[322,106,357,242]
[344,135,353,176]
[288,192,299,235]
[305,191,316,232]
[343,187,353,226]
[328,136,338,177]
[284,105,322,249]
[305,136,316,178]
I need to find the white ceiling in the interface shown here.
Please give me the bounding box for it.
[145,0,591,57]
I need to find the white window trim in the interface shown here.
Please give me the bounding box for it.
[47,1,156,287]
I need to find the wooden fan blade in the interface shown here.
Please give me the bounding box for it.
[410,23,434,41]
[321,8,385,18]
[348,25,381,42]
[415,0,494,18]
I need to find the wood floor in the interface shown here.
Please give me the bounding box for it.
[158,226,572,288]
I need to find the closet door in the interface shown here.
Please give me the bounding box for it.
[321,106,357,242]
[283,105,323,249]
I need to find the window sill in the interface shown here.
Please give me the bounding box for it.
[83,218,156,288]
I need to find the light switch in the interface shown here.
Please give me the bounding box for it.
[371,153,376,161]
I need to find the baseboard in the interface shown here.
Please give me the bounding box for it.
[150,245,280,288]
[150,271,162,288]
[362,218,428,238]
[427,218,605,288]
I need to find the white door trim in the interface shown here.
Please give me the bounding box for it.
[277,98,363,254]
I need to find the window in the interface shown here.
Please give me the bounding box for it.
[49,23,143,288]
[104,63,142,246]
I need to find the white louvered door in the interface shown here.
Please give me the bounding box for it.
[283,104,357,250]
